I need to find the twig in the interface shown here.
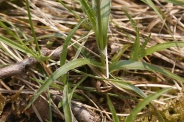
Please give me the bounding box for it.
[0,46,62,79]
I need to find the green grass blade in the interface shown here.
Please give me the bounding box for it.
[69,76,87,101]
[62,76,87,121]
[80,0,111,50]
[0,35,36,57]
[60,19,84,66]
[138,34,151,59]
[58,0,80,19]
[111,44,130,63]
[24,58,91,110]
[141,0,163,20]
[60,19,83,93]
[145,42,184,56]
[79,0,96,31]
[63,82,75,122]
[100,0,111,50]
[123,9,140,61]
[107,94,120,122]
[125,88,171,122]
[112,82,147,98]
[95,0,106,66]
[25,0,40,54]
[141,34,151,50]
[0,20,37,57]
[95,0,103,50]
[47,90,52,122]
[0,20,20,42]
[110,60,184,83]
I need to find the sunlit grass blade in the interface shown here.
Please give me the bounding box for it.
[107,94,120,122]
[141,34,151,50]
[125,88,171,122]
[47,91,52,122]
[95,0,105,67]
[0,18,28,43]
[0,42,22,61]
[112,80,164,121]
[141,0,163,20]
[31,78,62,90]
[69,76,87,101]
[95,0,103,51]
[100,0,111,50]
[25,0,40,54]
[0,35,36,57]
[141,0,175,42]
[24,58,91,111]
[79,0,96,31]
[58,0,90,30]
[139,34,151,58]
[0,20,21,42]
[112,82,147,98]
[60,20,84,119]
[93,0,111,73]
[62,76,87,122]
[144,42,184,56]
[79,0,111,68]
[58,0,80,19]
[60,20,84,66]
[60,20,84,97]
[110,60,184,83]
[101,0,111,77]
[123,9,141,61]
[0,20,37,56]
[63,82,75,122]
[111,44,130,63]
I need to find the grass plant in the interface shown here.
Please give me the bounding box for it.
[0,0,184,121]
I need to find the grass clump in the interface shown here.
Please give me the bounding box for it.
[0,0,184,122]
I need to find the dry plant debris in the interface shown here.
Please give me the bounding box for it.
[0,0,184,121]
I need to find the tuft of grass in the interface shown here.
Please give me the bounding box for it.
[24,58,92,111]
[59,20,84,122]
[79,0,111,69]
[1,0,184,121]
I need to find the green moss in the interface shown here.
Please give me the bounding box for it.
[123,93,184,121]
[158,93,184,122]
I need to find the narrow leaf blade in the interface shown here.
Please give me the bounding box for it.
[110,60,184,83]
[145,42,184,56]
[101,0,111,49]
[122,9,140,61]
[63,82,74,122]
[0,36,35,56]
[25,58,91,110]
[125,88,171,122]
[107,94,119,122]
[60,20,84,66]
